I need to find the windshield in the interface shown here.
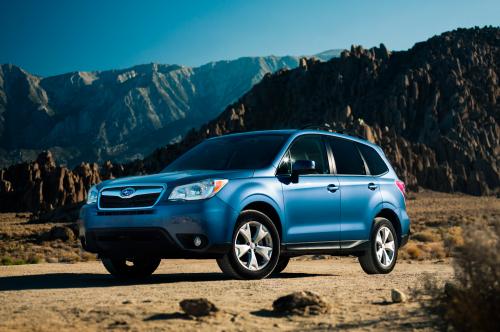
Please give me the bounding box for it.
[163,134,289,172]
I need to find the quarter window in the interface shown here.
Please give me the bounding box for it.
[327,137,366,175]
[357,143,389,175]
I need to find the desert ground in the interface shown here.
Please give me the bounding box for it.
[0,191,498,331]
[0,259,452,331]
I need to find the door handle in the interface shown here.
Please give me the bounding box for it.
[327,184,339,193]
[368,182,378,191]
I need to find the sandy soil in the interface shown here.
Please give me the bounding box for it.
[1,191,496,330]
[0,258,452,331]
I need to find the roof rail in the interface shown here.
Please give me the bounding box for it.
[299,123,365,140]
[300,123,336,132]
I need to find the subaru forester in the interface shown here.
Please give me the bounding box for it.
[79,130,410,279]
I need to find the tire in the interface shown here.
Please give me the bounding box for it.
[216,210,280,280]
[216,255,241,279]
[359,217,398,274]
[101,257,161,279]
[272,257,290,275]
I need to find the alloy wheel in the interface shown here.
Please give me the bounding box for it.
[375,226,396,267]
[234,221,273,271]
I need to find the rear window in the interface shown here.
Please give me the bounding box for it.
[327,137,366,175]
[357,143,389,175]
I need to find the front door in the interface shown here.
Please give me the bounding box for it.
[278,135,341,244]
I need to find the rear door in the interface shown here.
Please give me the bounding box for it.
[278,135,341,244]
[326,137,382,248]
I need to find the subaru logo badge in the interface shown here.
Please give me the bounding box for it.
[120,187,135,198]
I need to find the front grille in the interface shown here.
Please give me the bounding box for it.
[98,185,164,209]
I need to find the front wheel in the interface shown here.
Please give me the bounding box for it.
[101,257,161,279]
[272,257,290,275]
[358,218,398,274]
[217,210,280,280]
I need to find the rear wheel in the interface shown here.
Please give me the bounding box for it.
[359,217,398,274]
[101,257,161,279]
[217,210,280,280]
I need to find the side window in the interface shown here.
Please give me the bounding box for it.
[286,136,329,174]
[328,137,366,175]
[357,143,389,175]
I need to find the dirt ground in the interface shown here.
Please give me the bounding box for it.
[0,258,452,331]
[0,191,497,331]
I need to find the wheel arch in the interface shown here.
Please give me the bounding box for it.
[375,208,402,246]
[241,200,283,240]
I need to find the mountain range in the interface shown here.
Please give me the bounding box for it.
[0,27,498,216]
[0,50,341,168]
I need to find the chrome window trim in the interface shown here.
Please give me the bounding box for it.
[97,183,167,211]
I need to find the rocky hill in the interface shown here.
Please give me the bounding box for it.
[137,27,500,195]
[0,52,338,168]
[0,27,498,216]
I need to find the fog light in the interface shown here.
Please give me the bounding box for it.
[193,236,202,247]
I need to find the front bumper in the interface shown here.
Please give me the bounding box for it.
[79,196,238,258]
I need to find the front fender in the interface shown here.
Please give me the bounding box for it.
[216,177,284,243]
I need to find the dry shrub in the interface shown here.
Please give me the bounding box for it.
[412,230,440,243]
[425,242,446,259]
[401,242,423,260]
[401,241,446,260]
[416,221,500,331]
[443,226,464,250]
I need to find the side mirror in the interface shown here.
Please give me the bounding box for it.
[292,160,316,176]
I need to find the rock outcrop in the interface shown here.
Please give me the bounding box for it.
[0,151,102,213]
[137,27,500,196]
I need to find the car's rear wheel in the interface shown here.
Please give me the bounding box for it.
[216,210,280,280]
[101,257,161,279]
[359,217,398,274]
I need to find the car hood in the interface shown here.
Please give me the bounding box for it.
[96,169,254,189]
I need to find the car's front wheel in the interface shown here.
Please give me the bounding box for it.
[217,210,280,280]
[101,257,161,279]
[358,217,398,274]
[272,257,290,275]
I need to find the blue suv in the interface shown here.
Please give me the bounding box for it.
[79,130,410,280]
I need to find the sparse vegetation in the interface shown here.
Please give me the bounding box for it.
[0,213,96,265]
[400,191,498,261]
[412,230,440,242]
[414,221,500,331]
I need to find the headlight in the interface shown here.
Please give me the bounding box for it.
[168,179,228,201]
[87,185,99,204]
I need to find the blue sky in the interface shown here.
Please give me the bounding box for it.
[1,0,499,76]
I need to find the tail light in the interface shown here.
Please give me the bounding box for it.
[395,180,406,199]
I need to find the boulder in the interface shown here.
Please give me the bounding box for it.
[391,289,407,303]
[273,291,330,315]
[179,298,219,317]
